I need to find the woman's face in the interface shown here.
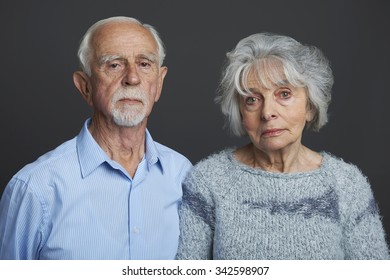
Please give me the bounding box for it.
[239,70,312,154]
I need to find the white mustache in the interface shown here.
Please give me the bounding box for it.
[112,88,147,104]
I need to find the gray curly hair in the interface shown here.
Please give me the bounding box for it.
[216,33,334,136]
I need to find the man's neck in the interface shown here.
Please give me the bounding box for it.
[88,116,147,178]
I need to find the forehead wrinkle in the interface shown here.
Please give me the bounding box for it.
[92,22,159,62]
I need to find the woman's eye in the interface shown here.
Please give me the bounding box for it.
[279,91,291,99]
[245,97,258,104]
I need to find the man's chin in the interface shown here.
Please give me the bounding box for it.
[113,116,145,127]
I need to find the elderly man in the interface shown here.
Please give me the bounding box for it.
[0,16,192,260]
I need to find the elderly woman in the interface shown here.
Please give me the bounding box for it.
[176,33,389,259]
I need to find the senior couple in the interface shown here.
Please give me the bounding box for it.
[0,16,388,260]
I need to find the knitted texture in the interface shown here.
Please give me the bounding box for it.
[176,148,389,259]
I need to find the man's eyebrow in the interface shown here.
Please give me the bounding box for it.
[97,53,158,65]
[137,53,157,63]
[98,55,124,65]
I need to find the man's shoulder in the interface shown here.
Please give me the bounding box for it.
[14,137,78,181]
[151,141,192,181]
[153,141,191,164]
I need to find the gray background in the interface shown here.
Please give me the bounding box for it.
[1,0,389,241]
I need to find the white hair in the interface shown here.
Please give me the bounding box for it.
[77,16,166,76]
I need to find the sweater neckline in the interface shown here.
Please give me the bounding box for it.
[226,148,330,178]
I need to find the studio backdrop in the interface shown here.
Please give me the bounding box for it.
[1,0,389,238]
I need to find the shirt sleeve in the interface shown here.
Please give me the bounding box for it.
[0,178,46,259]
[177,158,193,185]
[176,168,215,260]
[339,166,390,259]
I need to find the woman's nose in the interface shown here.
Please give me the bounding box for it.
[261,98,278,121]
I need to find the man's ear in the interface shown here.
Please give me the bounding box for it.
[73,71,93,106]
[154,66,168,102]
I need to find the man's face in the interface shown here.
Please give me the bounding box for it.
[86,22,167,127]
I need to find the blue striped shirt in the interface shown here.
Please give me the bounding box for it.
[0,119,192,259]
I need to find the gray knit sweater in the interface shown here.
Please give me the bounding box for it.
[176,148,389,259]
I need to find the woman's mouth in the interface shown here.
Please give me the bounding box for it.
[261,128,285,137]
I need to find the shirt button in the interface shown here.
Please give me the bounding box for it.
[132,227,140,234]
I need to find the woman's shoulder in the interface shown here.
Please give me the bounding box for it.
[185,148,236,184]
[193,148,234,170]
[321,152,374,204]
[322,152,367,179]
[182,148,235,196]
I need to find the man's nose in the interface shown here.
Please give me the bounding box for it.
[122,64,141,86]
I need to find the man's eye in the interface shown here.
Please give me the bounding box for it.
[105,61,125,71]
[140,62,151,68]
[110,63,120,69]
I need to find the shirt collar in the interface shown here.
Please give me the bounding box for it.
[144,129,162,170]
[77,119,163,178]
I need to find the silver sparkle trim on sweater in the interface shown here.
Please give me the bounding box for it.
[243,188,340,222]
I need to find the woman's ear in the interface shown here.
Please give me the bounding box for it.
[73,71,93,106]
[305,99,315,123]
